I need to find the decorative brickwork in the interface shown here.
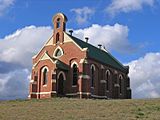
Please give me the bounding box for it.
[29,13,131,99]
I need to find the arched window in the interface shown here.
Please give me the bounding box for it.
[56,33,60,44]
[91,65,95,87]
[106,71,110,91]
[43,68,48,85]
[57,18,60,28]
[72,64,78,85]
[119,76,122,94]
[53,46,64,58]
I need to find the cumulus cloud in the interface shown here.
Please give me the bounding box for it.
[0,26,52,100]
[0,0,15,16]
[106,0,155,16]
[71,7,95,24]
[72,23,137,53]
[0,24,159,100]
[127,52,160,98]
[0,69,30,100]
[0,26,52,68]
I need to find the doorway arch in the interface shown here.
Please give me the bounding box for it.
[57,71,66,96]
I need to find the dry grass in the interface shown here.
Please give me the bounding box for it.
[0,98,160,120]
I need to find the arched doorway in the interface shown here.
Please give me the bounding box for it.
[57,72,65,96]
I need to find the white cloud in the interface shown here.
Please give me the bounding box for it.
[0,24,159,100]
[106,0,155,16]
[0,26,52,68]
[0,69,30,100]
[72,23,136,53]
[71,7,95,24]
[0,26,52,100]
[127,52,160,98]
[0,0,15,16]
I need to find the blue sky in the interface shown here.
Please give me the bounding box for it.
[0,0,160,100]
[1,0,160,62]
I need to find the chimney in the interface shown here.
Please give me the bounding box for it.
[85,37,89,43]
[98,44,102,49]
[69,30,73,36]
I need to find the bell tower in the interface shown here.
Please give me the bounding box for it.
[52,13,68,45]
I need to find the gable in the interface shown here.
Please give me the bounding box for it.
[64,32,87,52]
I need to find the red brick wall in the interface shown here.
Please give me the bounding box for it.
[29,13,131,99]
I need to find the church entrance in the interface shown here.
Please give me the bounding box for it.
[57,72,65,96]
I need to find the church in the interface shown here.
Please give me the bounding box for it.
[29,13,131,99]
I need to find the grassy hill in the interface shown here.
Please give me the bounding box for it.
[0,98,160,120]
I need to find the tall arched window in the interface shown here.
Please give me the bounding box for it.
[43,68,48,85]
[56,33,60,44]
[91,65,95,87]
[57,18,60,28]
[106,71,110,91]
[72,64,78,85]
[119,76,122,94]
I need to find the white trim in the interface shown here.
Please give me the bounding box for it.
[66,93,77,96]
[114,84,120,87]
[105,70,111,75]
[78,92,91,95]
[52,80,56,83]
[90,64,96,71]
[71,61,79,68]
[41,66,49,72]
[91,94,108,99]
[30,80,34,83]
[51,91,57,93]
[114,70,118,74]
[72,85,77,87]
[66,92,91,96]
[52,13,67,23]
[31,92,51,95]
[100,80,106,83]
[31,91,57,95]
[79,58,88,64]
[32,35,53,59]
[53,46,64,58]
[79,74,90,79]
[101,65,104,69]
[119,74,123,79]
[63,32,83,51]
[33,52,56,68]
[82,48,88,51]
[57,71,66,80]
[91,87,94,89]
[28,95,31,98]
[43,84,47,87]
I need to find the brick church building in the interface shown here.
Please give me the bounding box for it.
[29,13,131,99]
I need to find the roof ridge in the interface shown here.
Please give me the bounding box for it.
[66,33,103,51]
[66,33,126,72]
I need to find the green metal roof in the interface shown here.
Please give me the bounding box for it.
[68,34,127,72]
[56,60,69,71]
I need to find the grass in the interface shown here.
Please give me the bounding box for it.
[0,98,160,120]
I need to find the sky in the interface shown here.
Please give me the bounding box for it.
[0,0,160,100]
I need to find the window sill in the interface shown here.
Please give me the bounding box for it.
[43,84,47,87]
[72,85,77,87]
